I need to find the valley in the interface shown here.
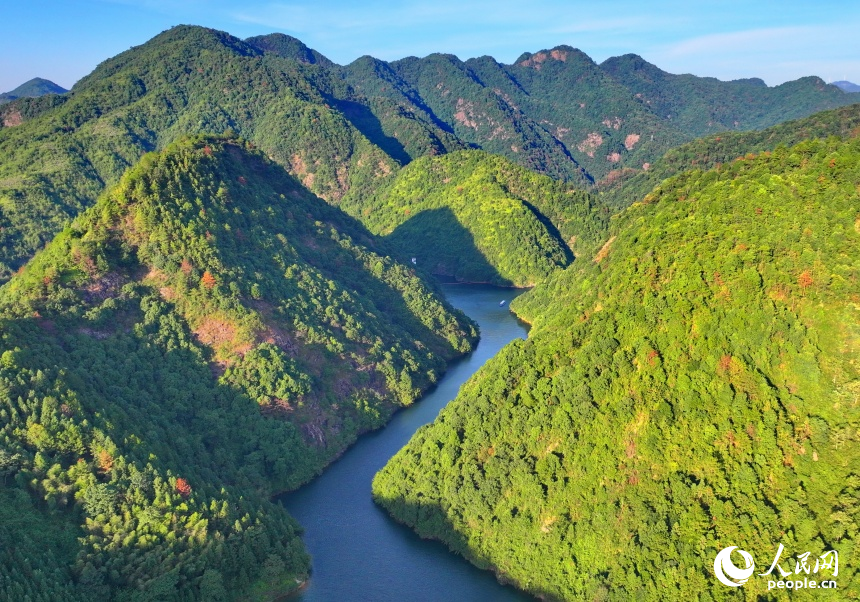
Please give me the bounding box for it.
[1,20,859,602]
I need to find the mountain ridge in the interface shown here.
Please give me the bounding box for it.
[0,134,477,600]
[0,24,855,280]
[374,133,860,600]
[833,80,860,93]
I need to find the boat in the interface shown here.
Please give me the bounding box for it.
[499,300,506,307]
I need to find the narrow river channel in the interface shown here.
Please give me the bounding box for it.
[279,284,536,602]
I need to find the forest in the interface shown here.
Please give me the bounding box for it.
[0,135,476,600]
[0,25,855,281]
[2,21,860,602]
[344,150,607,286]
[374,135,860,600]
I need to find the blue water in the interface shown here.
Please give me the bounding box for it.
[279,284,534,602]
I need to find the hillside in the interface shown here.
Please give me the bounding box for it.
[0,136,476,600]
[603,102,860,209]
[601,55,851,138]
[343,150,606,286]
[374,136,860,599]
[1,25,855,282]
[0,77,67,105]
[0,26,429,279]
[344,45,855,184]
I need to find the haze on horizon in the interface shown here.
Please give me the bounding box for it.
[1,0,858,93]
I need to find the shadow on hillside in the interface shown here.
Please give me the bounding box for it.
[372,494,551,601]
[385,207,512,287]
[521,200,574,264]
[336,100,412,166]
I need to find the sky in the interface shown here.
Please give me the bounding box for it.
[2,0,859,92]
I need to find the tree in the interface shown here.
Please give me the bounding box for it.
[175,478,192,498]
[201,271,217,289]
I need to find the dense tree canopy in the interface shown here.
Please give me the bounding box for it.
[374,136,860,600]
[345,150,606,286]
[1,25,854,280]
[604,102,860,209]
[2,24,860,602]
[0,136,476,600]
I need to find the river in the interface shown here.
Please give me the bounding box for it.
[279,284,535,602]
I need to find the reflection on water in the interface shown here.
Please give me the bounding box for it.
[279,285,535,602]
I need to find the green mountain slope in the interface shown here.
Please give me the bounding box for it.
[604,102,860,209]
[0,136,476,600]
[476,47,681,182]
[601,55,851,137]
[1,25,855,282]
[245,33,335,67]
[374,136,860,600]
[0,26,411,279]
[344,150,606,286]
[352,44,855,185]
[369,53,593,183]
[0,77,67,105]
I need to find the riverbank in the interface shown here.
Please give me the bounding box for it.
[278,285,535,602]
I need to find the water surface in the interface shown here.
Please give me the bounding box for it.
[280,284,534,602]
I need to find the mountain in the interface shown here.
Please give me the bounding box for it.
[344,45,855,185]
[602,102,860,209]
[600,55,850,137]
[0,77,67,104]
[374,135,860,599]
[0,26,421,279]
[245,33,335,67]
[833,80,860,93]
[1,25,856,282]
[342,150,607,286]
[0,136,476,600]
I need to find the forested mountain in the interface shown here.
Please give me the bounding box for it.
[245,33,335,67]
[0,25,855,282]
[0,77,67,105]
[3,19,860,602]
[0,26,440,279]
[374,135,860,599]
[343,150,606,286]
[600,55,851,137]
[604,102,860,209]
[343,45,854,184]
[0,136,476,600]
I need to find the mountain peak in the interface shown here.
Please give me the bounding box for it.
[513,46,591,69]
[245,33,334,66]
[72,25,260,92]
[0,77,67,105]
[600,53,664,76]
[729,77,767,87]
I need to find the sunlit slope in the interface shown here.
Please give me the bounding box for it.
[0,136,476,600]
[605,102,860,209]
[374,137,860,600]
[345,150,607,286]
[0,26,425,278]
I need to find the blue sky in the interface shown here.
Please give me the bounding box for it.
[2,0,858,92]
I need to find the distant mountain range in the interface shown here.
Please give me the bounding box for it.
[3,24,860,601]
[0,77,67,105]
[833,80,860,93]
[0,25,856,281]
